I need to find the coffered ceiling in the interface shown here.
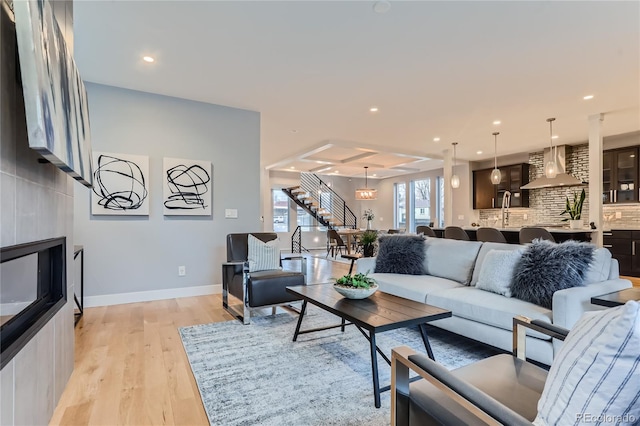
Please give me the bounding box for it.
[73,1,640,176]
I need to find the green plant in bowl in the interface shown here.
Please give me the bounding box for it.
[335,272,376,289]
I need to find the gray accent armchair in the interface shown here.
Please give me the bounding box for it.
[222,233,307,324]
[391,316,568,425]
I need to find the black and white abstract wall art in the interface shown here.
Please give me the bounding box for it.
[91,152,149,216]
[163,158,212,216]
[14,0,93,187]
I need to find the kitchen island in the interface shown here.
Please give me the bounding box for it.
[432,227,595,243]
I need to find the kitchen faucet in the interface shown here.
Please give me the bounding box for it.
[501,191,511,228]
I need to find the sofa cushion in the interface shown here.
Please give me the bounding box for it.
[471,242,526,286]
[511,240,594,309]
[372,273,463,304]
[423,238,483,285]
[374,235,426,275]
[475,248,524,297]
[427,287,553,340]
[534,301,640,426]
[583,247,612,284]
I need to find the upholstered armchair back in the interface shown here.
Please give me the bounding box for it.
[226,233,278,262]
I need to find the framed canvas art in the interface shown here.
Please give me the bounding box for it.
[91,152,149,215]
[163,158,212,216]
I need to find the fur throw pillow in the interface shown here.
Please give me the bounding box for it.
[374,235,426,275]
[511,239,594,309]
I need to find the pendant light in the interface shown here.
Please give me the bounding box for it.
[490,132,502,184]
[544,118,558,178]
[355,166,377,200]
[450,142,460,189]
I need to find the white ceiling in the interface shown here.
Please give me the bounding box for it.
[74,1,640,177]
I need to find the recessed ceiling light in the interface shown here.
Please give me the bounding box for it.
[291,129,298,133]
[476,150,483,155]
[372,174,377,177]
[552,135,559,139]
[142,56,155,63]
[289,166,295,169]
[369,107,379,113]
[373,1,391,14]
[334,170,339,174]
[493,120,501,125]
[583,95,594,100]
[433,137,440,142]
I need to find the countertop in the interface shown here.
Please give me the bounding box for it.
[433,227,596,234]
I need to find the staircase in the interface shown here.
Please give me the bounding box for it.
[282,172,357,230]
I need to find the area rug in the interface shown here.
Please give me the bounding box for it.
[179,306,501,426]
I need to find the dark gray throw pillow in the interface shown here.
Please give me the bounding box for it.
[511,239,594,309]
[374,235,426,275]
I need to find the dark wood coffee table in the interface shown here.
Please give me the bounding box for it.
[591,287,640,307]
[286,283,451,408]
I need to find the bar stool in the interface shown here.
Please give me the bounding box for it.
[519,227,555,244]
[444,226,470,241]
[477,227,507,243]
[416,226,437,237]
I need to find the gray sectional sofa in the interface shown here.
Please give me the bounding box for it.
[356,238,632,365]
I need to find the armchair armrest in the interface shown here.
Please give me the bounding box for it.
[391,346,531,426]
[281,255,308,278]
[512,315,568,361]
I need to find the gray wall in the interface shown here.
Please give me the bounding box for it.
[1,0,75,424]
[75,83,260,302]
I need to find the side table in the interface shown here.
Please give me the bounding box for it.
[591,287,640,308]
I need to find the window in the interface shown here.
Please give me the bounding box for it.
[436,176,445,228]
[272,189,289,232]
[394,182,406,229]
[410,179,431,231]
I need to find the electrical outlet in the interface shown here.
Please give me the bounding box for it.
[616,211,622,219]
[523,213,528,220]
[178,266,186,276]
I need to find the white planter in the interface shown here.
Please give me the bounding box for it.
[333,284,378,299]
[569,220,582,229]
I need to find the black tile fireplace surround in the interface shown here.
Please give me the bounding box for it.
[0,237,66,369]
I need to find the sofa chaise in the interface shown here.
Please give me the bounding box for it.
[356,237,631,365]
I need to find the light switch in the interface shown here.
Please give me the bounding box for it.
[615,211,622,219]
[524,213,528,220]
[225,209,238,219]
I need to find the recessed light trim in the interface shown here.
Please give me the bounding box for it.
[476,150,483,155]
[369,107,379,113]
[552,135,559,139]
[493,120,501,125]
[142,56,155,63]
[583,95,594,100]
[433,137,440,142]
[373,1,391,14]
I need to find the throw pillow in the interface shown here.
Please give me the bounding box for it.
[247,234,280,272]
[510,240,594,309]
[374,235,426,275]
[534,301,640,426]
[423,238,483,285]
[475,248,524,297]
[583,247,612,284]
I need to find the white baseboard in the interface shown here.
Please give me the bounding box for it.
[84,284,222,308]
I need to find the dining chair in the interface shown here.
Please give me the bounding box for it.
[476,227,507,243]
[416,226,436,237]
[444,226,470,241]
[387,229,400,234]
[326,229,347,258]
[519,227,555,244]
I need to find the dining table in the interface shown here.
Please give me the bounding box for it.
[336,228,364,254]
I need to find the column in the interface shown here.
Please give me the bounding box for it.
[443,148,453,226]
[588,113,604,246]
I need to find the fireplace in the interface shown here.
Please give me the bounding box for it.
[1,237,66,369]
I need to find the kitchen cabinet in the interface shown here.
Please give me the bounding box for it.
[603,146,639,204]
[473,163,530,209]
[603,230,640,277]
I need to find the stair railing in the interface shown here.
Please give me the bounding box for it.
[299,173,357,229]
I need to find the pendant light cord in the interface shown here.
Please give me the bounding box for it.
[493,132,499,169]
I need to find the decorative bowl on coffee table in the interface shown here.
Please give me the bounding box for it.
[333,283,379,299]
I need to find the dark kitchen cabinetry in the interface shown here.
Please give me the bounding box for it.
[603,230,640,277]
[603,147,639,204]
[473,163,530,209]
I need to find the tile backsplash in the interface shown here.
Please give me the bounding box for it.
[479,143,639,229]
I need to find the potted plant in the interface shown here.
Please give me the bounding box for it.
[359,230,378,257]
[362,209,375,230]
[560,188,585,229]
[333,272,378,299]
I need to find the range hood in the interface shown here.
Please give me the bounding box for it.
[521,145,586,189]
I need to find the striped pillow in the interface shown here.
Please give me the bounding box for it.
[534,301,640,426]
[247,234,281,272]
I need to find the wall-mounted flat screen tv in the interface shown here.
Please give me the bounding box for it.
[14,0,93,187]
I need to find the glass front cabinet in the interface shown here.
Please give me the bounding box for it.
[603,147,639,204]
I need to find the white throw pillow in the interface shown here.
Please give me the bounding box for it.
[475,249,523,297]
[247,234,281,272]
[534,301,640,426]
[583,247,612,284]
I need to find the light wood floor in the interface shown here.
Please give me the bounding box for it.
[623,276,640,287]
[51,256,638,425]
[50,256,349,426]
